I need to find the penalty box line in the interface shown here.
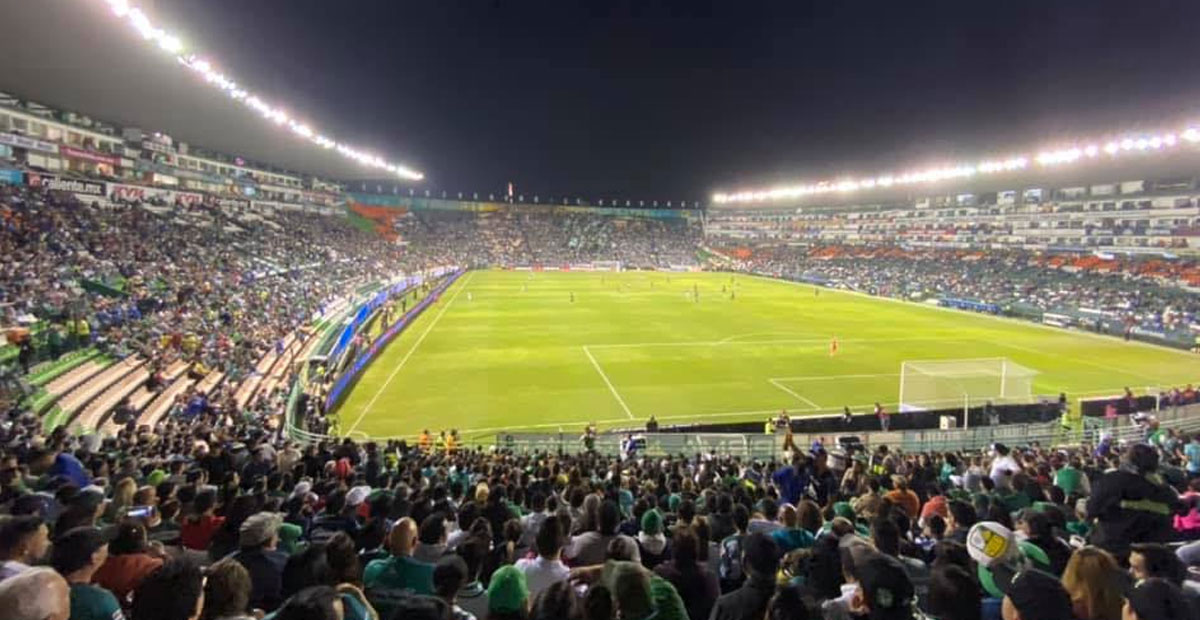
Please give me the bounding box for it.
[584,335,967,349]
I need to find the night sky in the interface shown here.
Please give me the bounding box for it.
[156,0,1200,201]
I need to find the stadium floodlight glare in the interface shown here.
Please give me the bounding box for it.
[713,124,1200,205]
[100,0,424,181]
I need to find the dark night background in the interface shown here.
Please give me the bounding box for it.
[9,1,1200,202]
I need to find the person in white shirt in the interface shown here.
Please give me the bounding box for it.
[0,516,51,581]
[514,516,570,599]
[989,444,1021,486]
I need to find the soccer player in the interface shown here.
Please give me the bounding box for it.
[467,291,473,302]
[570,291,575,303]
[829,336,839,356]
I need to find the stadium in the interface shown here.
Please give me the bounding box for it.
[0,2,1198,620]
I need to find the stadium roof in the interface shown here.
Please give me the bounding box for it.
[0,0,424,183]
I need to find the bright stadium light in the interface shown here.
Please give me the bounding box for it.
[100,0,424,181]
[713,123,1200,204]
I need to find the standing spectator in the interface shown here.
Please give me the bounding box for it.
[364,517,434,614]
[51,527,125,620]
[1087,445,1182,558]
[566,501,638,566]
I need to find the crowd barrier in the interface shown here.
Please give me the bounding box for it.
[493,403,1200,458]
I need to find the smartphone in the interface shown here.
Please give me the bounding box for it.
[126,505,156,519]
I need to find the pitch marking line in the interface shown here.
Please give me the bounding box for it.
[770,373,901,382]
[586,336,964,349]
[346,271,476,435]
[767,378,822,410]
[985,339,1170,387]
[582,345,636,419]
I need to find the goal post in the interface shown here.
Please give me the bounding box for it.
[898,358,1038,413]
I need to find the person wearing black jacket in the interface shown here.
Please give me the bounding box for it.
[709,532,779,620]
[1086,444,1182,560]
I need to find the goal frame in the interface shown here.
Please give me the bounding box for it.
[898,357,1038,423]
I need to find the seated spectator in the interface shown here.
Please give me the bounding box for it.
[51,527,125,620]
[93,521,164,602]
[1061,547,1123,620]
[1014,510,1071,576]
[414,513,448,564]
[710,532,779,620]
[273,586,347,620]
[0,515,50,580]
[0,567,70,620]
[855,554,918,620]
[180,490,224,551]
[454,536,490,620]
[486,565,530,620]
[363,517,434,615]
[1123,578,1193,620]
[636,509,670,570]
[653,528,719,620]
[231,512,289,612]
[514,517,569,599]
[771,504,816,553]
[567,500,638,566]
[434,555,476,620]
[130,560,205,620]
[529,580,576,620]
[201,558,256,620]
[927,564,980,620]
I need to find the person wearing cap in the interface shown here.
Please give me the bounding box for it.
[92,521,163,602]
[711,532,779,620]
[1124,578,1194,620]
[568,559,688,620]
[50,526,126,620]
[485,564,529,620]
[637,508,671,570]
[231,512,288,613]
[999,568,1074,620]
[1086,443,1182,558]
[852,554,918,620]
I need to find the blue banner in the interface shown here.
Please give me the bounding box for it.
[0,168,22,185]
[325,271,463,413]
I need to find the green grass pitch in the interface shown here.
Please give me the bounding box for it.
[336,269,1199,440]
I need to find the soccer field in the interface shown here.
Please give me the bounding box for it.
[337,270,1198,440]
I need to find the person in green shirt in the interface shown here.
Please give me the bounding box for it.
[50,527,125,620]
[362,517,434,616]
[1052,457,1089,498]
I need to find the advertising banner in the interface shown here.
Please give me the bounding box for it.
[59,146,120,167]
[107,182,205,205]
[0,168,22,185]
[25,172,106,196]
[0,132,59,153]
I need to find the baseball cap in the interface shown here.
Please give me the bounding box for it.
[966,521,1051,598]
[346,485,371,507]
[239,512,283,548]
[1004,569,1074,620]
[50,526,110,575]
[1126,578,1191,620]
[856,554,915,620]
[640,509,663,535]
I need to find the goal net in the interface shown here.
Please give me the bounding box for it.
[898,358,1037,412]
